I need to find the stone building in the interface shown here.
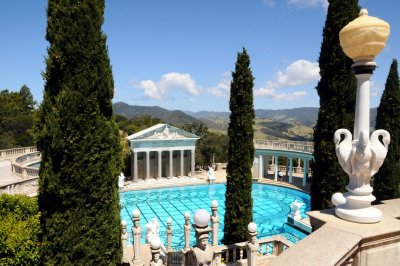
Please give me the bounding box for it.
[126,124,200,181]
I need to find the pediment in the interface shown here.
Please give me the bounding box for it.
[126,124,199,141]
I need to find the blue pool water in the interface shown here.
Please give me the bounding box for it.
[120,184,310,249]
[28,162,40,169]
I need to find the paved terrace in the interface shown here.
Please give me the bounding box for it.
[1,140,313,194]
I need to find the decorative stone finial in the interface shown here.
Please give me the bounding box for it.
[194,209,210,228]
[359,8,368,16]
[211,200,218,208]
[132,209,141,218]
[151,238,161,250]
[247,222,257,233]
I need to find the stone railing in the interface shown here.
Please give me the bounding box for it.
[0,146,37,160]
[267,164,306,174]
[121,201,294,266]
[0,177,38,197]
[11,151,41,179]
[254,140,314,154]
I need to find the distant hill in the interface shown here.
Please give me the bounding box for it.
[113,102,378,140]
[113,102,197,127]
[186,107,318,127]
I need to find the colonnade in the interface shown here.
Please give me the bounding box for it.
[257,154,311,187]
[131,148,195,182]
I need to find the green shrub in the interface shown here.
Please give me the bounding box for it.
[0,194,41,266]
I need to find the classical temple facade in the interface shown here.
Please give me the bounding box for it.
[126,124,200,181]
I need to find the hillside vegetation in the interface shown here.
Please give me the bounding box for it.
[112,102,378,141]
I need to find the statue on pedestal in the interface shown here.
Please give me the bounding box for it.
[118,172,125,189]
[191,209,215,266]
[207,166,216,184]
[191,231,214,266]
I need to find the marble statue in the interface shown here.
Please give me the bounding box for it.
[147,125,185,140]
[118,172,125,189]
[146,218,166,254]
[207,166,216,184]
[191,235,215,266]
[289,200,304,220]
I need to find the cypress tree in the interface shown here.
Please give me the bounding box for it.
[223,48,255,244]
[311,0,359,210]
[36,0,122,264]
[374,59,400,202]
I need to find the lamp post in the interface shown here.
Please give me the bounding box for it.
[332,9,391,223]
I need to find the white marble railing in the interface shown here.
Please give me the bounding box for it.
[163,235,291,266]
[11,151,40,179]
[0,146,37,160]
[0,177,38,196]
[254,140,314,154]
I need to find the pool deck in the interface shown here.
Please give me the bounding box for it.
[121,167,310,194]
[0,159,26,186]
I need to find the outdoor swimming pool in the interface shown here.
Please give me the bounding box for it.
[120,183,310,249]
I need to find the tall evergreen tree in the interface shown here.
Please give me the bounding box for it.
[311,0,359,210]
[223,48,255,244]
[36,0,122,264]
[374,59,400,202]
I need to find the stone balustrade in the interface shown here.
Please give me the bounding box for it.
[0,146,37,160]
[11,151,40,179]
[0,177,38,197]
[122,201,292,266]
[254,140,314,154]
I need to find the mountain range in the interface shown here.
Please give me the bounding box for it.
[113,102,377,141]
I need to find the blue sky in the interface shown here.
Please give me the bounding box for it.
[1,0,399,112]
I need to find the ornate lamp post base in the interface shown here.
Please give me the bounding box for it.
[332,192,382,223]
[332,8,391,224]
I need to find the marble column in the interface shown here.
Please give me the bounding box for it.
[146,151,150,180]
[289,157,293,184]
[297,158,301,174]
[169,150,173,178]
[133,151,138,182]
[180,149,184,177]
[285,158,289,177]
[157,151,162,179]
[274,156,278,181]
[258,154,263,179]
[191,149,195,177]
[303,159,308,187]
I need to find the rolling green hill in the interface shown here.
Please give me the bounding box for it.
[113,102,377,141]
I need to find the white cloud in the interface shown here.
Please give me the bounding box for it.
[273,91,307,101]
[136,72,201,100]
[274,59,320,87]
[254,59,319,101]
[288,0,328,9]
[207,72,231,97]
[262,0,275,7]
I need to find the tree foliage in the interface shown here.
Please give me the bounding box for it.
[35,0,122,264]
[183,122,229,167]
[115,115,163,136]
[374,59,400,202]
[0,85,36,149]
[311,0,359,210]
[224,48,255,244]
[0,194,41,265]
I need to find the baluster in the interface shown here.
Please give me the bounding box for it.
[239,248,243,260]
[233,249,237,262]
[226,250,229,263]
